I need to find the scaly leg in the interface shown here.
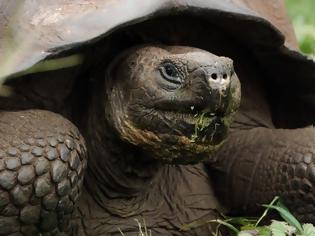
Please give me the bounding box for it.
[210,127,315,223]
[0,110,87,235]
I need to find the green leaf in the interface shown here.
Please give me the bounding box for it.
[285,0,315,57]
[228,217,257,227]
[241,224,257,231]
[256,196,279,227]
[238,227,271,236]
[262,204,303,234]
[211,219,240,234]
[257,226,272,236]
[302,223,315,236]
[238,232,254,236]
[269,221,296,236]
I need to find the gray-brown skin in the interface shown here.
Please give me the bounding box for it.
[2,0,315,235]
[210,80,315,223]
[207,46,315,224]
[0,111,87,235]
[0,45,240,235]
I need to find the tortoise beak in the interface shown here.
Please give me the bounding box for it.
[192,57,240,118]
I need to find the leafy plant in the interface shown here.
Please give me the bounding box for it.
[181,196,315,236]
[191,111,215,142]
[225,198,315,236]
[285,0,315,58]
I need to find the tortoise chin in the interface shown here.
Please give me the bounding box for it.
[105,45,240,164]
[107,112,234,164]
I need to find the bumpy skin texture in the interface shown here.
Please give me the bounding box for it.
[0,45,240,235]
[211,127,315,223]
[0,1,314,234]
[0,110,87,235]
[103,46,240,163]
[3,42,315,235]
[208,61,315,224]
[1,42,314,235]
[73,45,239,235]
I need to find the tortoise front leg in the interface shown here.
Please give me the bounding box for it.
[0,110,87,235]
[210,127,315,223]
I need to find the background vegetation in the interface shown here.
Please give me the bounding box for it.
[285,0,315,57]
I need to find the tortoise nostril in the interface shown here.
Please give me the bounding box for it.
[211,73,218,80]
[223,74,227,79]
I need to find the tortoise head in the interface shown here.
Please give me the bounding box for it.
[104,45,240,164]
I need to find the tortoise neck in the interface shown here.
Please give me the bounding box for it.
[83,99,164,211]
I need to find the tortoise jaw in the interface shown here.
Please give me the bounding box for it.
[190,113,229,145]
[110,112,229,164]
[191,113,227,145]
[103,45,240,164]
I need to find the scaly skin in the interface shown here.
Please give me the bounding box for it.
[211,127,315,223]
[209,64,315,224]
[0,110,87,235]
[0,45,240,235]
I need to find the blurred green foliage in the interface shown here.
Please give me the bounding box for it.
[286,0,315,57]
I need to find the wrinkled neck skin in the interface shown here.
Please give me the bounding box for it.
[83,80,165,215]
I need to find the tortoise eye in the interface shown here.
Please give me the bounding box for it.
[159,63,182,84]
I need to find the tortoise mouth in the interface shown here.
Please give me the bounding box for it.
[112,106,233,164]
[190,112,229,145]
[142,110,231,164]
[155,108,231,146]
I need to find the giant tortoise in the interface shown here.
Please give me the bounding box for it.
[0,0,315,235]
